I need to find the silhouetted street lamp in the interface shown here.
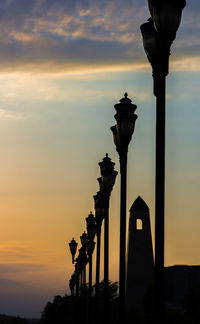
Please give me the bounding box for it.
[77,244,87,323]
[86,211,96,324]
[111,93,137,322]
[140,1,186,321]
[69,275,75,296]
[74,257,81,297]
[86,212,96,294]
[98,154,118,322]
[80,232,88,292]
[74,253,82,322]
[94,190,105,320]
[86,212,96,296]
[69,238,78,264]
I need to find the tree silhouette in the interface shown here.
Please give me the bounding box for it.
[40,281,118,324]
[182,284,200,323]
[0,314,29,324]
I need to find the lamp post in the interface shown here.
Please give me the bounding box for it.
[140,1,186,321]
[77,245,87,323]
[69,277,75,296]
[69,273,76,297]
[98,154,118,322]
[86,212,96,299]
[74,254,81,322]
[94,190,105,321]
[74,256,81,297]
[80,232,88,294]
[85,211,96,324]
[69,238,78,264]
[111,93,138,322]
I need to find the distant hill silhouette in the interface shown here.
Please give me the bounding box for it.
[0,314,29,324]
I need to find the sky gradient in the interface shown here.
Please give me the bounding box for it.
[0,0,200,318]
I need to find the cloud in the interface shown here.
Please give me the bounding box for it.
[0,263,46,273]
[0,108,27,120]
[0,0,198,73]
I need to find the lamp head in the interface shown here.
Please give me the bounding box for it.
[113,93,137,148]
[98,154,118,194]
[148,0,186,41]
[80,231,88,248]
[86,211,96,241]
[68,238,78,263]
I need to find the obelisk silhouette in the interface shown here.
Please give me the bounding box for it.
[126,196,154,323]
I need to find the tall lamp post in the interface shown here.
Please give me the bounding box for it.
[74,255,81,298]
[86,211,96,324]
[111,93,138,322]
[98,154,118,322]
[69,275,75,296]
[94,190,105,321]
[80,232,88,292]
[86,212,96,299]
[140,1,186,321]
[74,253,82,323]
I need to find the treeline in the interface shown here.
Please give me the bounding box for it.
[39,281,118,324]
[39,281,200,324]
[0,314,29,324]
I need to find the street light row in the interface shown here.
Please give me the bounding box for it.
[68,153,118,324]
[68,92,138,324]
[68,0,186,322]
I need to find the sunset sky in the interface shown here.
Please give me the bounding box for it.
[0,0,200,318]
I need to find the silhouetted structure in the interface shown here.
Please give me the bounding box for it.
[165,265,200,309]
[126,197,200,323]
[126,196,154,323]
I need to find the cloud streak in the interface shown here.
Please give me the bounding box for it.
[0,0,197,73]
[0,263,47,274]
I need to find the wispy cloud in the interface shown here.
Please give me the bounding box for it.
[0,108,27,120]
[0,263,47,274]
[0,0,197,73]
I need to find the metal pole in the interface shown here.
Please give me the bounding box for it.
[81,269,83,296]
[76,276,79,298]
[104,201,109,323]
[119,150,128,323]
[154,75,166,321]
[89,255,92,299]
[95,223,102,322]
[83,264,87,323]
[76,275,80,322]
[88,254,93,324]
[84,264,86,290]
[80,268,85,323]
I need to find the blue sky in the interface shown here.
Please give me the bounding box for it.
[0,0,200,318]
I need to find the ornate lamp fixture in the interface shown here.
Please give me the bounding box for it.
[111,93,137,159]
[80,232,88,249]
[86,211,96,241]
[69,238,78,264]
[98,154,118,195]
[148,0,186,39]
